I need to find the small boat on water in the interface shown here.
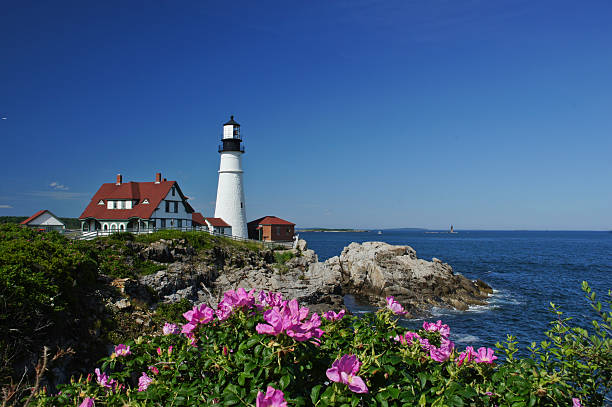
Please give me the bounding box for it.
[449,225,457,234]
[377,230,382,235]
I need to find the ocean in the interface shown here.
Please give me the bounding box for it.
[299,230,612,352]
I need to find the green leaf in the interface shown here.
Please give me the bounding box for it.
[279,374,291,390]
[310,385,322,404]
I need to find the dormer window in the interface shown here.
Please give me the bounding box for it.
[142,198,149,204]
[98,200,104,205]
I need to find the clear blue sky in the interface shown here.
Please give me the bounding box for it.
[1,1,611,230]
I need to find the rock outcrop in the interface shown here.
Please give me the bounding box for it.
[116,238,491,317]
[328,242,492,316]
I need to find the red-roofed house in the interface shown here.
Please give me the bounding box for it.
[79,173,196,232]
[20,209,65,232]
[192,213,232,235]
[247,216,295,242]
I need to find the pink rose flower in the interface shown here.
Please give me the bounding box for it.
[457,346,476,366]
[148,365,159,374]
[258,291,284,308]
[256,299,324,342]
[474,347,497,364]
[323,309,346,321]
[429,338,454,362]
[94,368,117,390]
[326,354,369,394]
[422,320,450,338]
[162,322,179,335]
[79,397,94,407]
[256,386,287,407]
[393,331,421,345]
[138,372,153,392]
[183,304,215,325]
[572,398,582,407]
[114,344,130,356]
[181,322,197,336]
[385,296,407,315]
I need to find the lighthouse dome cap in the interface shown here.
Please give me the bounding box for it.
[224,115,240,126]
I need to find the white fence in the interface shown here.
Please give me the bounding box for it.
[64,227,295,248]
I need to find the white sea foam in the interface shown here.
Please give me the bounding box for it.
[489,289,522,306]
[467,304,494,313]
[454,334,480,343]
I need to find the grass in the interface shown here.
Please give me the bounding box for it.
[274,250,295,265]
[135,260,166,276]
[131,230,266,252]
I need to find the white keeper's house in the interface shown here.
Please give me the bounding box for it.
[79,172,226,233]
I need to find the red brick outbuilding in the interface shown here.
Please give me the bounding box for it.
[247,216,295,242]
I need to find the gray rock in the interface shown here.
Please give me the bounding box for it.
[114,298,131,310]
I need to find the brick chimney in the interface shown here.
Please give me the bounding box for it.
[116,174,122,185]
[155,172,161,184]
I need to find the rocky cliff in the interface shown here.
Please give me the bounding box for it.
[124,238,491,318]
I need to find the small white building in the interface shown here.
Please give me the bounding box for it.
[192,212,232,235]
[20,210,66,232]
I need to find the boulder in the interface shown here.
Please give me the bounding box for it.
[334,241,491,316]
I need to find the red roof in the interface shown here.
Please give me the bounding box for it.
[79,180,194,220]
[192,212,207,226]
[205,217,230,227]
[248,216,295,226]
[21,209,55,225]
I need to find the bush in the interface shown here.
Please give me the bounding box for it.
[0,224,97,386]
[273,250,295,265]
[32,284,611,406]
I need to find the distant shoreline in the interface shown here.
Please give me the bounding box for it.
[297,228,370,233]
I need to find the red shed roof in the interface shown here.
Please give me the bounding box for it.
[79,180,194,220]
[206,217,230,227]
[192,212,207,226]
[20,209,61,225]
[248,216,295,226]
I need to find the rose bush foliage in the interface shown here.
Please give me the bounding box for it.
[33,284,611,406]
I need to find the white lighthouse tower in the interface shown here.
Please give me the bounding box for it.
[214,115,247,238]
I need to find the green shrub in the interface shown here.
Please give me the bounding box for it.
[152,299,193,325]
[0,224,98,386]
[274,250,295,265]
[32,283,611,406]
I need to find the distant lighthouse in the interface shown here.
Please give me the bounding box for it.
[214,115,247,238]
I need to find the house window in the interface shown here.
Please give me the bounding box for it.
[119,200,125,209]
[161,219,166,228]
[98,200,104,205]
[177,219,182,228]
[165,201,170,212]
[241,202,243,208]
[142,198,149,204]
[172,187,176,196]
[173,202,178,213]
[276,226,281,234]
[170,219,174,227]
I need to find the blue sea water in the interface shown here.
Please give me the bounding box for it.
[299,230,612,351]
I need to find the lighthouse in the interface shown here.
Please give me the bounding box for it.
[214,115,248,238]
